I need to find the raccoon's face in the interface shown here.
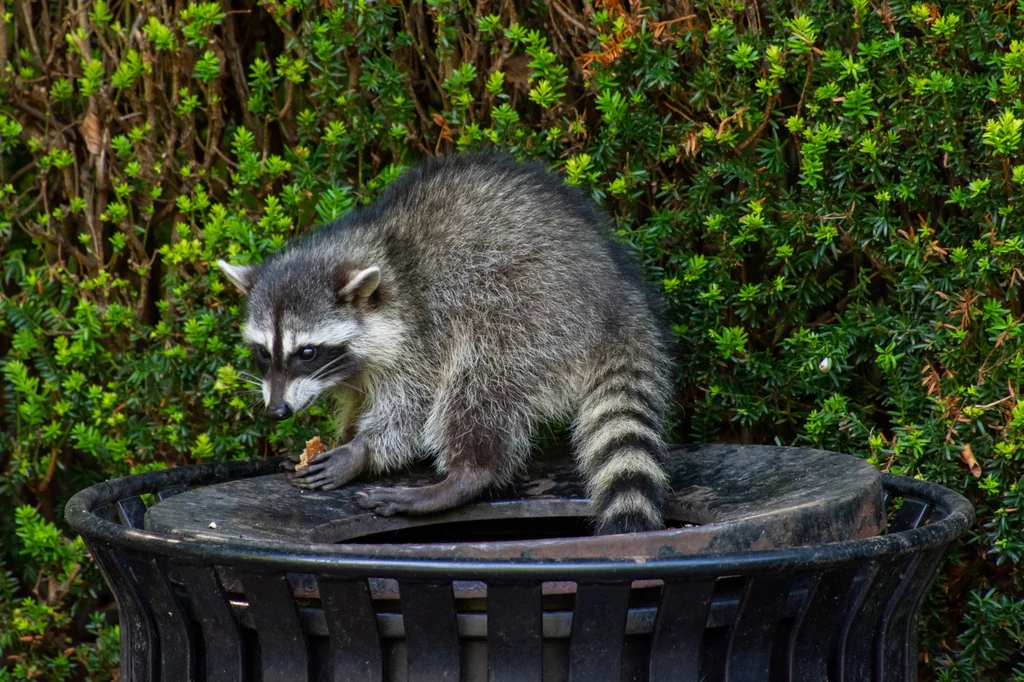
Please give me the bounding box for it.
[216,257,381,419]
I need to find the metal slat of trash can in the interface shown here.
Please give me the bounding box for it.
[159,484,190,500]
[117,483,197,679]
[240,572,309,682]
[840,555,924,682]
[319,576,384,682]
[724,574,794,682]
[834,560,881,682]
[123,551,196,681]
[116,496,147,529]
[876,498,944,682]
[86,540,159,682]
[567,583,632,682]
[400,581,461,682]
[874,551,927,682]
[487,582,543,682]
[785,566,860,681]
[879,546,949,682]
[177,563,246,682]
[837,496,934,682]
[890,497,931,532]
[648,580,716,681]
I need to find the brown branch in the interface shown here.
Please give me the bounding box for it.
[4,159,38,186]
[465,0,487,67]
[0,0,8,78]
[796,53,815,118]
[277,80,296,146]
[408,1,444,97]
[15,0,44,64]
[220,3,257,140]
[44,3,77,70]
[13,188,42,221]
[262,114,271,161]
[745,0,762,35]
[201,80,226,172]
[91,18,121,63]
[19,216,99,273]
[138,39,159,148]
[262,0,305,59]
[546,1,573,60]
[736,95,775,153]
[8,97,64,131]
[117,216,148,269]
[550,0,596,39]
[345,46,362,93]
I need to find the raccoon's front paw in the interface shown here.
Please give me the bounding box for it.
[287,441,367,491]
[354,487,423,516]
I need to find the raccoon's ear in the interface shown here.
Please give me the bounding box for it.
[216,260,262,295]
[338,266,381,304]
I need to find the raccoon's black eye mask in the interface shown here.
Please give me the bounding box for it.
[293,344,350,377]
[249,342,350,378]
[251,345,271,372]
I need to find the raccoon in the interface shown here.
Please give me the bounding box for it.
[217,153,674,534]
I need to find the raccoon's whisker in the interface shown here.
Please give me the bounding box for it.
[334,380,365,396]
[308,355,351,382]
[309,354,348,377]
[310,360,365,396]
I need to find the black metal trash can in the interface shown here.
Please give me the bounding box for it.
[65,446,973,682]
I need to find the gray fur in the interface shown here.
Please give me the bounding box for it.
[221,153,674,534]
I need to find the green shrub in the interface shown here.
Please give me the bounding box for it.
[2,0,1023,678]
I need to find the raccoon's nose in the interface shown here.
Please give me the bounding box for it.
[269,403,293,420]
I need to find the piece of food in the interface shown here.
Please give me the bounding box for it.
[295,436,326,470]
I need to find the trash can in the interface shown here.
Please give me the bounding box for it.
[65,444,973,682]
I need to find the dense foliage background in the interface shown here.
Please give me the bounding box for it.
[2,0,1024,678]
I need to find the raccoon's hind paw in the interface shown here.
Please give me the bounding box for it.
[356,469,495,517]
[354,486,423,516]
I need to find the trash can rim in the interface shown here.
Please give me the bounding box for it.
[65,453,974,581]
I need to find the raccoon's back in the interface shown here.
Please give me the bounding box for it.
[338,155,653,322]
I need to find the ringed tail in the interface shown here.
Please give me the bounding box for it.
[574,354,670,535]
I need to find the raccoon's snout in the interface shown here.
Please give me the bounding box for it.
[269,403,293,420]
[263,373,292,420]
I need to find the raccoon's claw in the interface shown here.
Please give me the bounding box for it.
[285,451,329,480]
[291,463,337,490]
[355,487,421,516]
[287,443,367,491]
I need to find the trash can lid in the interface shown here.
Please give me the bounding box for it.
[145,445,885,560]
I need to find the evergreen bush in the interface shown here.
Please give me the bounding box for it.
[2,0,1023,678]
